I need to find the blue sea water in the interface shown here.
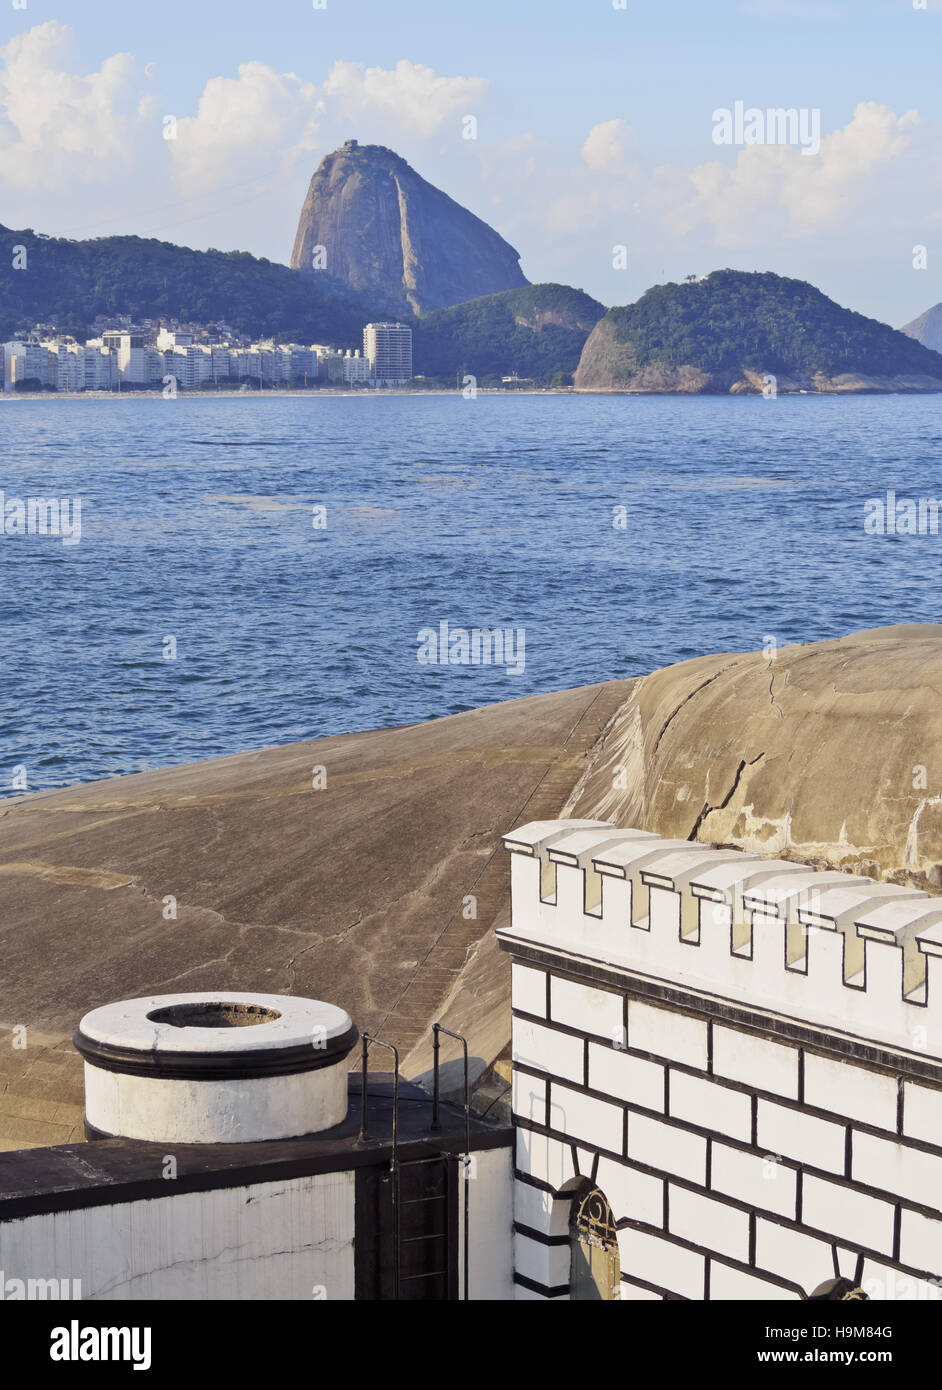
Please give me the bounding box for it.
[0,392,939,796]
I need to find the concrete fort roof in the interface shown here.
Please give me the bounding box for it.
[5,623,942,1150]
[0,681,630,1149]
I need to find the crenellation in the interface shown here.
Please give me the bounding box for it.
[501,818,942,1300]
[547,827,656,914]
[855,898,942,999]
[640,847,752,940]
[501,820,942,1062]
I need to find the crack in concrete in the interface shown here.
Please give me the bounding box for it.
[650,659,747,765]
[688,752,765,842]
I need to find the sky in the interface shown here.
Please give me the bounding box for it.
[1,0,941,327]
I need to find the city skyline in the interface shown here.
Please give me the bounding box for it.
[1,2,941,329]
[1,321,411,390]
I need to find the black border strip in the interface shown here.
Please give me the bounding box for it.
[72,1022,359,1080]
[503,939,942,1085]
[514,1221,568,1247]
[513,1271,569,1298]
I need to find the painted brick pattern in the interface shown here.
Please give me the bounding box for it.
[510,968,942,1300]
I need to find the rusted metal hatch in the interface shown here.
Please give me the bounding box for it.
[570,1187,621,1301]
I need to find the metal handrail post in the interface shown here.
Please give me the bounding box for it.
[431,1023,441,1132]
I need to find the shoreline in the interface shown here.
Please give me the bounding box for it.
[3,387,942,401]
[4,383,942,401]
[0,388,568,401]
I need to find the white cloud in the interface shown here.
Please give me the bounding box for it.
[0,30,487,202]
[581,119,639,176]
[0,21,146,190]
[323,59,486,139]
[168,57,486,192]
[168,63,322,192]
[661,102,919,245]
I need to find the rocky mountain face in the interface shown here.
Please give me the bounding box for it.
[290,140,529,315]
[901,303,942,354]
[575,270,942,393]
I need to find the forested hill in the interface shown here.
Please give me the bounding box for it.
[0,224,394,343]
[412,283,606,384]
[575,270,942,391]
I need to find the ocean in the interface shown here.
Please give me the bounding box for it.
[0,391,939,796]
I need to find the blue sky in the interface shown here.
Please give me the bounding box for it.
[1,0,941,325]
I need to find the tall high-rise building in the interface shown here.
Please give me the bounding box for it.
[363,322,413,384]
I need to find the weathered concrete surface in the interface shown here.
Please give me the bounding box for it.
[0,681,630,1147]
[6,623,942,1149]
[565,624,942,883]
[417,625,942,1093]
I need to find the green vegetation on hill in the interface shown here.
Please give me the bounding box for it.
[0,224,396,343]
[413,283,606,383]
[602,270,942,379]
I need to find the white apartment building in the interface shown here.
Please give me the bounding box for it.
[210,346,232,382]
[156,329,194,351]
[120,338,150,386]
[342,349,370,384]
[48,343,86,392]
[3,339,50,390]
[316,349,346,384]
[282,346,316,382]
[165,345,212,389]
[3,329,365,391]
[229,349,261,381]
[83,342,119,391]
[363,322,413,384]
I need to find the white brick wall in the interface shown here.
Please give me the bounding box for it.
[801,1174,896,1255]
[898,1207,942,1276]
[617,1228,705,1300]
[512,963,547,1018]
[754,1218,834,1289]
[628,999,708,1069]
[621,1279,662,1300]
[595,1155,663,1227]
[902,1080,942,1147]
[551,976,622,1038]
[669,1070,751,1142]
[853,1130,942,1214]
[712,1026,799,1099]
[757,1099,846,1175]
[507,952,942,1303]
[513,1230,569,1288]
[550,1083,624,1153]
[804,1051,898,1132]
[861,1256,942,1301]
[514,1179,559,1236]
[710,1263,799,1301]
[515,1127,576,1192]
[668,1185,750,1263]
[711,1144,797,1219]
[512,1069,546,1123]
[627,1113,706,1184]
[513,1018,584,1084]
[589,1042,664,1111]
